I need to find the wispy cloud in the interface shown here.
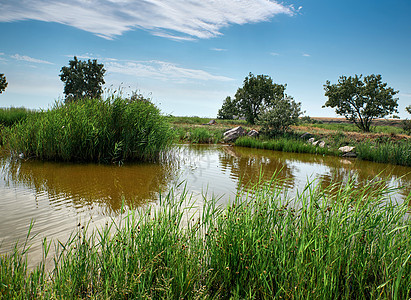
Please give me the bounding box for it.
[211,48,227,52]
[302,53,311,57]
[270,52,280,56]
[400,93,411,98]
[11,54,53,64]
[0,0,295,40]
[106,59,233,82]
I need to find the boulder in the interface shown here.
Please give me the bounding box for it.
[307,137,315,144]
[342,152,357,158]
[338,146,355,153]
[208,119,216,125]
[312,140,319,146]
[318,141,326,148]
[300,132,313,139]
[247,129,259,138]
[223,126,245,142]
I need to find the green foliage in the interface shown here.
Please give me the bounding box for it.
[4,97,174,163]
[0,73,7,94]
[257,96,302,135]
[217,96,238,120]
[0,107,35,127]
[234,73,286,124]
[60,56,106,102]
[235,136,333,155]
[1,177,411,299]
[356,140,411,166]
[175,126,224,144]
[323,74,399,132]
[402,105,411,135]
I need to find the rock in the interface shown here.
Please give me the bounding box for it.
[247,129,259,138]
[312,140,319,146]
[223,126,245,142]
[318,141,326,148]
[18,153,25,159]
[208,119,216,125]
[342,152,357,158]
[300,132,313,139]
[307,137,315,144]
[338,146,355,153]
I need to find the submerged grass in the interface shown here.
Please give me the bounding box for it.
[235,136,335,156]
[3,98,174,163]
[1,176,410,299]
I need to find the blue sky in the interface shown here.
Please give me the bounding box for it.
[1,0,410,118]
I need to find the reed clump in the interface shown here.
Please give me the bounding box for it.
[235,136,334,156]
[3,97,174,163]
[1,176,410,299]
[356,140,411,166]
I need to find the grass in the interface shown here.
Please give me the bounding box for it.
[304,123,404,135]
[1,176,410,299]
[174,126,224,144]
[0,107,36,127]
[3,97,174,163]
[235,136,336,156]
[356,140,411,166]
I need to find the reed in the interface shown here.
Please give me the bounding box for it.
[356,140,411,166]
[175,126,224,144]
[3,97,174,163]
[235,136,334,155]
[1,176,410,299]
[0,107,36,127]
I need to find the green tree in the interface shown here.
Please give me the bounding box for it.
[234,73,285,124]
[402,105,411,135]
[257,95,302,135]
[323,74,398,132]
[60,56,106,102]
[0,73,8,94]
[217,96,238,119]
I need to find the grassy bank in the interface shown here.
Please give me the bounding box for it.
[356,140,411,166]
[1,177,410,299]
[3,98,174,163]
[234,136,336,156]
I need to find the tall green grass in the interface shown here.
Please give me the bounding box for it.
[3,98,174,163]
[0,107,36,127]
[306,123,403,134]
[175,126,224,144]
[235,136,334,155]
[356,140,411,166]
[2,176,410,299]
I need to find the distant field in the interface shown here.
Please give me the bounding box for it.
[311,117,403,127]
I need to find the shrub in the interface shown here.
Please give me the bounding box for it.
[4,97,174,163]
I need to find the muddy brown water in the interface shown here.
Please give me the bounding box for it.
[1,144,410,266]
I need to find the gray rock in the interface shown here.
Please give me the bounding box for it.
[312,140,319,146]
[342,152,357,158]
[18,153,25,159]
[300,132,313,139]
[208,119,216,125]
[247,129,259,138]
[338,146,355,153]
[223,126,245,142]
[318,141,326,148]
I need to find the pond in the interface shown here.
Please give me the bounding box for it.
[1,144,410,266]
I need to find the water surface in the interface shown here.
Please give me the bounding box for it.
[1,145,410,265]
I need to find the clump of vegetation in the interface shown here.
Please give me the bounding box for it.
[401,105,411,135]
[0,73,7,94]
[1,176,410,299]
[175,126,224,144]
[235,136,333,155]
[4,97,174,163]
[0,107,36,127]
[356,140,411,166]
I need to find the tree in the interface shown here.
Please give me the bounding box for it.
[0,73,7,94]
[323,74,398,132]
[217,96,238,119]
[401,105,411,135]
[60,56,106,102]
[234,73,285,124]
[257,95,302,135]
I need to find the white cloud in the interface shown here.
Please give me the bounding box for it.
[400,93,411,98]
[270,52,280,56]
[211,48,227,52]
[106,59,233,82]
[11,54,54,64]
[302,53,310,57]
[0,0,295,40]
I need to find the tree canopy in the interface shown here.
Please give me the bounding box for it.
[234,73,285,124]
[217,96,238,120]
[60,56,106,102]
[323,74,398,132]
[0,73,8,94]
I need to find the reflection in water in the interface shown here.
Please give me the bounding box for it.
[0,145,410,265]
